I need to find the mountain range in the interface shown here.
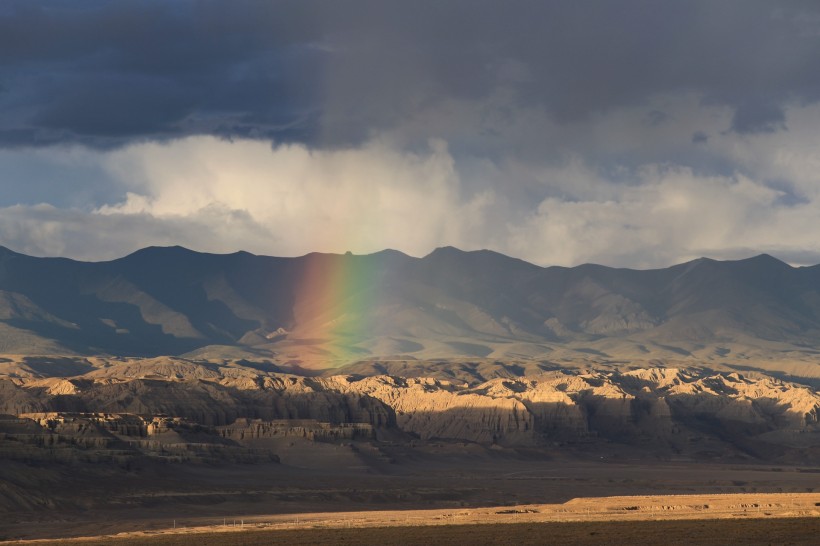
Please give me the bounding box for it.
[1,245,819,516]
[0,244,819,381]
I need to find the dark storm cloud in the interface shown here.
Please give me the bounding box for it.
[1,1,820,148]
[316,0,820,144]
[0,0,325,146]
[691,131,709,144]
[34,74,193,136]
[730,100,787,134]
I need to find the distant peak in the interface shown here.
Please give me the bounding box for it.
[0,245,34,261]
[743,253,787,265]
[681,253,789,268]
[710,253,790,270]
[682,257,716,266]
[130,245,195,254]
[425,246,512,259]
[425,246,465,258]
[366,248,410,259]
[119,245,203,262]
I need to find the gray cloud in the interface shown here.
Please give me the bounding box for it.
[1,1,820,150]
[0,0,324,146]
[730,100,787,134]
[3,1,820,267]
[692,131,709,144]
[0,145,124,208]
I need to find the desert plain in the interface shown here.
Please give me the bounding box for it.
[3,491,819,545]
[1,356,819,544]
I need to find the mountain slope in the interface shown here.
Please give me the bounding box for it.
[2,245,820,373]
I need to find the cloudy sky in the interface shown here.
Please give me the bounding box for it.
[2,1,820,267]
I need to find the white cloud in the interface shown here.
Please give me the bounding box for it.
[0,202,271,260]
[0,136,498,260]
[93,136,492,258]
[507,167,786,268]
[4,97,820,268]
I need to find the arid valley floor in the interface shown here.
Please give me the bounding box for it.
[2,355,819,544]
[3,492,820,544]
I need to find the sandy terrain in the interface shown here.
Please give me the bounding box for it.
[2,454,818,540]
[4,492,818,545]
[39,519,820,545]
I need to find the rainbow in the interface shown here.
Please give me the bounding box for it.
[290,251,383,360]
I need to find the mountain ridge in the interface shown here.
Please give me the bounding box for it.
[0,243,797,270]
[0,245,819,379]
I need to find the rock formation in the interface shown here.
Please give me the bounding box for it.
[0,357,816,462]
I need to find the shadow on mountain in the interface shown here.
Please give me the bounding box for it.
[724,363,820,389]
[334,360,568,386]
[18,356,97,377]
[4,245,820,365]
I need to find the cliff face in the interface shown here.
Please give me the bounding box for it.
[0,358,816,459]
[335,376,538,445]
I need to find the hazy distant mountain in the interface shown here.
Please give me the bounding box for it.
[2,245,820,374]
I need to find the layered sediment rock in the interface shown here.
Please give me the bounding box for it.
[217,418,374,442]
[0,359,817,453]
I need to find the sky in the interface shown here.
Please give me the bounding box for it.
[2,1,820,268]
